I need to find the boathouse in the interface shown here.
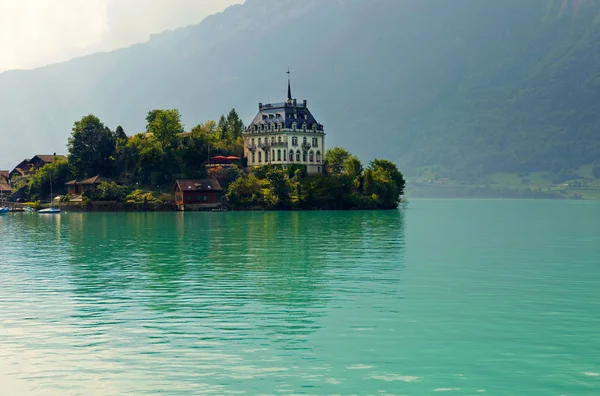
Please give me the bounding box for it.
[173,179,223,211]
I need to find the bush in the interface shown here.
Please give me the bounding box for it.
[97,181,128,201]
[126,189,161,204]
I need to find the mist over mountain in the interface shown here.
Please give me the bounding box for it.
[1,0,599,182]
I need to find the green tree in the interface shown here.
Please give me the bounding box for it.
[266,168,291,208]
[177,127,209,178]
[146,109,184,148]
[217,115,228,141]
[68,114,116,178]
[344,155,363,178]
[114,125,127,141]
[112,125,129,179]
[125,133,164,184]
[99,181,127,201]
[226,108,245,140]
[369,159,406,195]
[227,173,264,207]
[325,147,351,175]
[25,157,72,201]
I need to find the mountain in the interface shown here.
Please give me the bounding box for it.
[1,0,600,184]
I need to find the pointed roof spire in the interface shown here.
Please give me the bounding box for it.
[287,68,292,102]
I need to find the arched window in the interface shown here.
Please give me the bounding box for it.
[258,151,262,163]
[303,137,307,144]
[251,138,255,146]
[271,137,275,144]
[252,153,256,163]
[277,149,281,161]
[278,136,282,143]
[283,150,286,161]
[265,151,269,162]
[316,151,321,162]
[303,151,307,162]
[303,123,307,132]
[272,150,275,160]
[292,122,297,131]
[289,150,294,161]
[296,151,301,162]
[309,151,314,162]
[258,138,262,145]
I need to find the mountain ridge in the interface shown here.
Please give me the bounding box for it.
[1,0,600,185]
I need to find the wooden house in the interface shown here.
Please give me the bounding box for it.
[9,154,66,181]
[9,159,31,180]
[173,179,223,211]
[65,176,104,195]
[0,170,9,185]
[0,183,11,194]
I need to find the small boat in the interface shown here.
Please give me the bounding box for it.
[0,207,9,214]
[38,207,61,214]
[38,174,60,214]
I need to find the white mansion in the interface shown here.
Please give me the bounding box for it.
[243,79,325,175]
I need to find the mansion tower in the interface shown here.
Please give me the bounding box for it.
[243,78,325,175]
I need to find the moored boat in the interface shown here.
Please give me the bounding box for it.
[38,207,61,214]
[38,173,61,214]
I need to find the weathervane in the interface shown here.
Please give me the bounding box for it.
[287,67,292,102]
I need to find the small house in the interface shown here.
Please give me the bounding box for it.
[9,155,66,181]
[173,179,223,211]
[9,159,31,180]
[0,183,11,194]
[65,176,104,195]
[0,170,9,185]
[29,154,66,169]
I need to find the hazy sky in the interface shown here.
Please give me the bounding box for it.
[0,0,243,72]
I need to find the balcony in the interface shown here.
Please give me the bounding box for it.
[258,142,270,149]
[301,142,311,151]
[271,141,288,147]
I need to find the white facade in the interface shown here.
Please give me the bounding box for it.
[243,97,326,175]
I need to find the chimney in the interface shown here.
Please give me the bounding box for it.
[293,99,297,107]
[259,103,263,110]
[303,100,307,107]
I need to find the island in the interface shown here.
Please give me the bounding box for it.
[1,79,405,211]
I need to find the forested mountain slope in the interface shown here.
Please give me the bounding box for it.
[1,0,599,183]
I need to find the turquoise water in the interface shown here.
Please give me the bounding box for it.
[1,200,599,395]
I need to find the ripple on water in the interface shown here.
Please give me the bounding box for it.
[1,203,600,395]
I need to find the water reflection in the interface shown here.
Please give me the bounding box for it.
[1,210,406,394]
[61,211,405,336]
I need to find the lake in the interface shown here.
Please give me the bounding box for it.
[1,200,599,395]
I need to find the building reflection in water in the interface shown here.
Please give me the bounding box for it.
[63,210,405,347]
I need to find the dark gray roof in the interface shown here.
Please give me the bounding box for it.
[173,179,222,192]
[246,100,324,132]
[32,155,66,163]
